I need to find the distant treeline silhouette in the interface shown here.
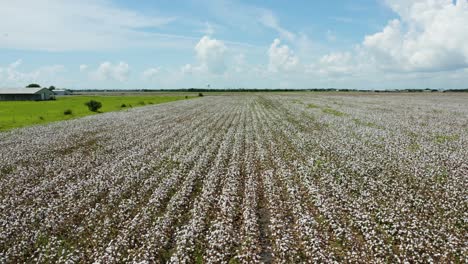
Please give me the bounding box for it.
[72,88,468,93]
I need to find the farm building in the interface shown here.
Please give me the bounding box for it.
[53,89,72,96]
[0,88,55,101]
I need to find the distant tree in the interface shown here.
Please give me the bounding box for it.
[26,83,41,88]
[49,86,56,91]
[85,100,102,112]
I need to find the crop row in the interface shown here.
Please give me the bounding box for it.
[0,93,466,263]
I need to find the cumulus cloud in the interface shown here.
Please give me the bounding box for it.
[268,39,300,72]
[79,64,88,72]
[0,59,65,85]
[181,64,198,75]
[315,52,355,76]
[142,67,161,80]
[193,36,227,74]
[233,54,247,73]
[0,60,26,83]
[92,62,130,82]
[364,0,468,72]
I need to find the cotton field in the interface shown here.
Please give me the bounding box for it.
[0,93,467,263]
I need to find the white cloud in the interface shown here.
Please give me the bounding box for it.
[181,64,195,75]
[233,54,247,73]
[0,60,65,86]
[79,64,88,72]
[10,60,22,69]
[259,10,296,42]
[315,52,355,76]
[194,36,227,74]
[364,0,468,72]
[142,67,161,80]
[180,64,204,75]
[320,52,352,66]
[268,39,300,72]
[92,62,130,82]
[0,0,181,51]
[2,0,467,90]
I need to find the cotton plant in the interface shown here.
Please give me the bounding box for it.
[0,94,466,263]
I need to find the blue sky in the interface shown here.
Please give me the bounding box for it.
[0,0,467,89]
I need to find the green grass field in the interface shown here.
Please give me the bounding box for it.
[0,95,193,131]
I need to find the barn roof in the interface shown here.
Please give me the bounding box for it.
[0,88,51,94]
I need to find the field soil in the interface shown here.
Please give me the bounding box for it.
[0,93,466,263]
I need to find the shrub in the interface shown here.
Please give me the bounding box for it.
[85,100,102,112]
[38,116,44,120]
[198,93,204,97]
[64,109,73,115]
[121,104,127,108]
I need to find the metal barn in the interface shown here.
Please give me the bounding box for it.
[53,89,72,96]
[0,88,55,101]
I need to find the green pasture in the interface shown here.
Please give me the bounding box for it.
[0,95,193,131]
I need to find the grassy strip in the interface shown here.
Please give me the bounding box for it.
[0,95,194,131]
